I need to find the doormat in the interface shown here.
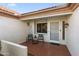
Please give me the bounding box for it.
[50,43,60,46]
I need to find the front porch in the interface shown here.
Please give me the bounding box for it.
[21,41,70,56]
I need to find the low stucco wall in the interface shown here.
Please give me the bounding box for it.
[1,40,27,56]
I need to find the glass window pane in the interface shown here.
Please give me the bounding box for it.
[37,23,47,33]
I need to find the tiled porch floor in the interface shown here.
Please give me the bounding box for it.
[21,41,71,56]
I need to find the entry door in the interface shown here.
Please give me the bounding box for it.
[50,22,59,43]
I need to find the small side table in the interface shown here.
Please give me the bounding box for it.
[32,35,38,44]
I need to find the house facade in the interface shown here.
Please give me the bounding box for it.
[0,3,79,55]
[21,15,68,44]
[19,4,78,45]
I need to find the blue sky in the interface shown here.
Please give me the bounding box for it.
[0,3,63,14]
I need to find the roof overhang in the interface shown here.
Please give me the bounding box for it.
[0,6,20,19]
[0,3,79,20]
[20,3,79,20]
[21,3,68,16]
[21,12,72,20]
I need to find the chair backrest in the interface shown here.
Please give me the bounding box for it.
[27,34,33,40]
[38,34,44,40]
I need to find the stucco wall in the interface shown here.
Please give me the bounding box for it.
[67,7,79,55]
[0,16,27,43]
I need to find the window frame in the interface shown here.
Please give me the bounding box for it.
[37,23,47,33]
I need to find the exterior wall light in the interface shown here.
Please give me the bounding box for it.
[65,23,69,28]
